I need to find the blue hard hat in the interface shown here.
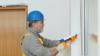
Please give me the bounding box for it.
[27,11,44,23]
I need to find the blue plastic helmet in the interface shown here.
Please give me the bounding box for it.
[27,11,44,23]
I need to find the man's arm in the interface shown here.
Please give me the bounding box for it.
[43,38,60,48]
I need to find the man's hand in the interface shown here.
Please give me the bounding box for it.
[49,47,58,56]
[59,33,79,49]
[56,42,68,52]
[65,34,79,43]
[60,33,79,43]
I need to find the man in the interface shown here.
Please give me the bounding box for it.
[21,10,78,56]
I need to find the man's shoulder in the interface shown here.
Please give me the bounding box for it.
[23,32,33,37]
[22,32,33,40]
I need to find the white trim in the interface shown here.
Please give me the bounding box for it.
[80,0,85,56]
[98,0,100,56]
[70,0,81,56]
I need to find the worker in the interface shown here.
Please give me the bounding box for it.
[21,10,79,56]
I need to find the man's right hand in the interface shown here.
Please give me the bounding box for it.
[57,33,79,52]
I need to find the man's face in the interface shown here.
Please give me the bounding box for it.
[32,21,44,33]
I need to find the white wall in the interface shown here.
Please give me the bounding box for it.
[0,0,71,56]
[70,0,81,56]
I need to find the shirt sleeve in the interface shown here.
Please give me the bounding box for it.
[43,38,60,48]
